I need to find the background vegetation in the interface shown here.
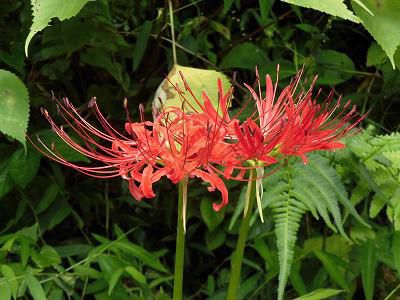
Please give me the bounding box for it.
[0,0,399,299]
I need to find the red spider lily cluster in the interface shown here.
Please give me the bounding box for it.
[32,70,364,211]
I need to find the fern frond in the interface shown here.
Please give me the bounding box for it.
[271,191,307,300]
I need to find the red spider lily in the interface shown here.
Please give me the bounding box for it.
[242,71,365,163]
[223,69,365,166]
[31,97,235,214]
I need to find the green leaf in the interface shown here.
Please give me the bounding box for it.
[313,250,350,291]
[125,266,147,285]
[36,183,60,214]
[200,198,224,232]
[293,288,343,300]
[352,0,400,68]
[0,70,30,149]
[93,235,167,273]
[108,268,123,295]
[360,239,376,300]
[32,245,61,268]
[25,0,94,55]
[25,273,47,300]
[367,42,388,67]
[8,148,41,188]
[0,280,11,300]
[282,0,360,23]
[205,227,226,251]
[392,232,400,276]
[0,158,14,199]
[153,65,231,114]
[133,21,152,71]
[220,43,270,71]
[223,0,235,14]
[1,265,18,298]
[80,49,129,90]
[314,50,355,85]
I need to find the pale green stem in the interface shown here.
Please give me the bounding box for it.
[168,0,177,65]
[173,177,188,300]
[227,169,257,300]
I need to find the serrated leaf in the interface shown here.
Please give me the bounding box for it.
[25,0,94,55]
[153,65,231,114]
[200,198,224,232]
[0,70,30,149]
[293,288,343,300]
[25,273,47,300]
[352,0,400,68]
[282,0,360,23]
[8,148,41,188]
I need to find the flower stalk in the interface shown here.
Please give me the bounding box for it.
[226,169,257,300]
[173,176,188,300]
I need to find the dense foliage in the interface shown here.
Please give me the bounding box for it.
[0,0,400,299]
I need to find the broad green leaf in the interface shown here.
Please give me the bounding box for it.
[392,232,400,276]
[0,70,30,149]
[133,21,152,71]
[282,0,360,23]
[1,265,18,298]
[125,266,147,285]
[205,227,226,251]
[153,65,230,114]
[293,288,343,300]
[25,273,47,300]
[367,42,387,67]
[314,250,350,291]
[25,0,94,55]
[360,239,376,300]
[220,43,270,71]
[200,198,225,232]
[8,148,41,188]
[314,50,355,85]
[352,0,400,68]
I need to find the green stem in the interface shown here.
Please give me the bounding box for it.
[227,169,257,300]
[168,0,177,65]
[173,177,188,300]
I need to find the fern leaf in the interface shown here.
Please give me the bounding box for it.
[271,191,307,300]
